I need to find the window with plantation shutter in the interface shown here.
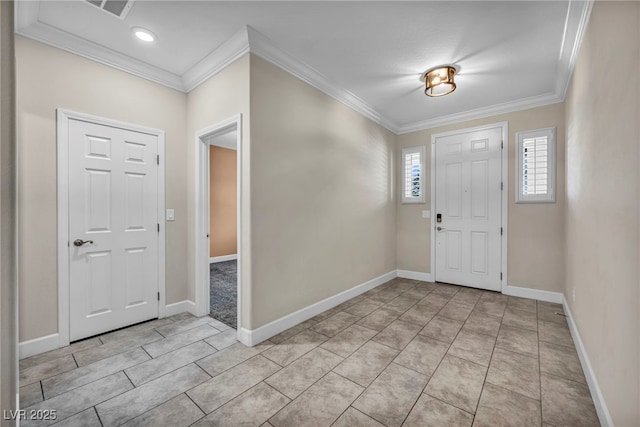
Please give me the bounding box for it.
[402,146,425,203]
[516,127,556,203]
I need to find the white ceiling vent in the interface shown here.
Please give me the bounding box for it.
[85,0,135,20]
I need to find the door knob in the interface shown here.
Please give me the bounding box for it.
[73,239,94,247]
[436,226,446,231]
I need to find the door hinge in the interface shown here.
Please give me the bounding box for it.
[157,154,159,165]
[501,140,504,149]
[157,292,160,301]
[157,223,160,233]
[500,272,503,280]
[501,182,503,191]
[500,227,503,235]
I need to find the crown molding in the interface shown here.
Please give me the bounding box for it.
[555,0,594,100]
[397,92,563,135]
[181,27,250,92]
[245,26,400,133]
[15,1,593,135]
[15,18,184,91]
[398,0,593,134]
[15,0,39,30]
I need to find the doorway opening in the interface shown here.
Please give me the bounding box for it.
[195,115,242,336]
[207,132,238,329]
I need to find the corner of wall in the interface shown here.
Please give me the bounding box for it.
[1,0,18,418]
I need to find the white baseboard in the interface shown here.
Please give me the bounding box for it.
[562,297,613,427]
[164,300,198,317]
[397,270,434,282]
[502,285,563,304]
[19,333,60,360]
[20,301,197,360]
[209,254,238,263]
[239,270,396,346]
[236,328,252,347]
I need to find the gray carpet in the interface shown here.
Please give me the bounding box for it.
[209,260,237,329]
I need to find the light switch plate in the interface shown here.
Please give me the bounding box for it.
[166,209,175,221]
[422,210,430,218]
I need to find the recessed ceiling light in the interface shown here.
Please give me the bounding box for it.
[132,27,156,43]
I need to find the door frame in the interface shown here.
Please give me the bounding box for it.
[56,109,166,347]
[194,114,243,339]
[430,121,508,293]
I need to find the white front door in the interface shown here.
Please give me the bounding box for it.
[434,126,502,291]
[68,118,159,341]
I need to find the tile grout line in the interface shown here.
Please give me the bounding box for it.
[108,363,213,426]
[39,328,198,402]
[318,337,368,360]
[539,369,590,388]
[139,345,154,360]
[330,369,388,426]
[92,406,104,427]
[267,368,345,424]
[24,287,589,427]
[268,281,441,426]
[184,391,207,426]
[470,299,505,419]
[417,286,485,423]
[481,381,542,404]
[121,368,136,389]
[349,282,456,425]
[126,359,201,388]
[395,284,468,426]
[71,352,79,369]
[423,392,476,417]
[196,342,274,378]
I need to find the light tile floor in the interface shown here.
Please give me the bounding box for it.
[19,278,601,426]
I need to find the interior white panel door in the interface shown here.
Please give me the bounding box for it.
[68,118,159,341]
[434,127,502,291]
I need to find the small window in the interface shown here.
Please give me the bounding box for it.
[402,146,425,204]
[516,127,556,203]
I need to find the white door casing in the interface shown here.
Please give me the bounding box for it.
[194,114,244,344]
[432,124,505,291]
[58,110,166,344]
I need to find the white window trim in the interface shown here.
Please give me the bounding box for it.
[515,127,556,203]
[402,145,426,204]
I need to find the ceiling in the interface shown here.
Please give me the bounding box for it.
[15,1,593,134]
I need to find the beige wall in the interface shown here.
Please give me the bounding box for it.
[186,54,251,326]
[209,146,237,257]
[397,103,566,293]
[249,55,397,329]
[564,2,640,424]
[16,37,188,341]
[1,0,18,421]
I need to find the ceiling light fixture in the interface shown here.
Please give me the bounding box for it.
[132,27,156,43]
[421,65,457,97]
